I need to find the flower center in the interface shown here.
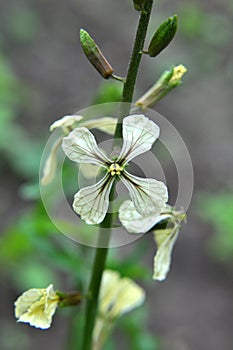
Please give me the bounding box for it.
[108,163,124,176]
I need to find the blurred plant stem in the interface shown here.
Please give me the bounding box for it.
[81,2,154,349]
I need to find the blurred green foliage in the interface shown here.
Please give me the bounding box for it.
[92,81,122,104]
[197,191,233,262]
[0,51,44,184]
[179,3,232,48]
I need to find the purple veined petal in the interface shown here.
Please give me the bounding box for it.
[120,170,168,217]
[73,173,115,225]
[62,127,111,166]
[119,200,172,234]
[117,114,160,164]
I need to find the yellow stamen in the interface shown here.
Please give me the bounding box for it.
[108,163,124,176]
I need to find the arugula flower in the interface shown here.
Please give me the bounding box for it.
[93,270,145,350]
[14,284,60,329]
[62,114,168,225]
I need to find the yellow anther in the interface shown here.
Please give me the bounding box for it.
[108,163,123,176]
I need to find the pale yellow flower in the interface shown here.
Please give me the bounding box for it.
[93,270,145,350]
[14,284,60,329]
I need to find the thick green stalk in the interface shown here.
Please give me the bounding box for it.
[114,0,154,139]
[81,2,154,349]
[81,188,114,350]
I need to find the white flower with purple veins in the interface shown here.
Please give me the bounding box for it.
[62,114,168,225]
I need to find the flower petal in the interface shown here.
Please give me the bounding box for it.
[14,289,45,318]
[153,225,180,281]
[41,138,62,185]
[14,284,59,329]
[93,270,145,349]
[79,163,101,179]
[119,200,171,234]
[121,171,168,217]
[98,270,120,314]
[73,173,114,224]
[50,115,83,132]
[111,277,145,317]
[62,127,111,166]
[80,117,117,135]
[117,114,160,163]
[98,270,145,318]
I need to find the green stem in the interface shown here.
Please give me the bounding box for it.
[81,2,154,349]
[82,188,114,350]
[114,0,154,139]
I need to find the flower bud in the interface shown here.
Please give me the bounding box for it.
[148,15,178,57]
[80,29,114,79]
[135,64,187,108]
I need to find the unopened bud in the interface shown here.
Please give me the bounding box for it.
[135,64,187,108]
[148,15,178,57]
[80,29,114,79]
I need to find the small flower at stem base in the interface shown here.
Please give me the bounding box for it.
[14,284,60,329]
[14,285,83,329]
[93,270,145,350]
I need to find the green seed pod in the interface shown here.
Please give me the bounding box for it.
[80,29,113,79]
[133,0,147,12]
[148,15,178,57]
